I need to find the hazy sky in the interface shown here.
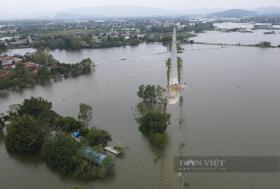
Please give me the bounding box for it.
[3,0,280,15]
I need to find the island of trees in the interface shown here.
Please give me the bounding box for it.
[0,50,94,91]
[1,97,114,180]
[136,85,171,148]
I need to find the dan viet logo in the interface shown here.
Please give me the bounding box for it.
[178,157,226,172]
[174,156,280,173]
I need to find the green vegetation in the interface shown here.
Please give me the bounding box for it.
[5,116,46,154]
[0,51,94,91]
[42,133,80,175]
[32,30,141,50]
[0,64,35,90]
[61,117,82,132]
[0,115,4,130]
[25,50,58,65]
[166,58,171,85]
[0,41,8,51]
[151,133,167,148]
[137,85,166,104]
[138,110,170,148]
[82,128,112,147]
[30,29,196,50]
[136,85,170,148]
[139,111,170,133]
[146,32,195,44]
[32,29,96,50]
[177,57,183,84]
[187,23,214,33]
[256,41,271,48]
[2,97,113,180]
[78,103,93,128]
[177,43,184,53]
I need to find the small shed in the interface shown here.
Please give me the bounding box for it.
[82,146,108,165]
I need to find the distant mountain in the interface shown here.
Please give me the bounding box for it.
[209,9,257,18]
[254,6,280,15]
[2,6,280,20]
[184,8,224,15]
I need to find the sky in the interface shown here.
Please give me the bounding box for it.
[2,0,280,15]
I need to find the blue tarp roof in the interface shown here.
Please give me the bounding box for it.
[71,131,80,138]
[82,146,107,165]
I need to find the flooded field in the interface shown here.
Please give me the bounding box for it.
[1,42,280,189]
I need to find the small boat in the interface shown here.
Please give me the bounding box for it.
[104,146,121,155]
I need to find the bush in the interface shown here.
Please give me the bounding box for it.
[61,116,82,132]
[17,97,60,127]
[42,133,79,175]
[139,111,170,135]
[137,85,165,103]
[5,116,45,154]
[83,128,112,147]
[151,133,167,148]
[79,128,90,137]
[74,160,95,180]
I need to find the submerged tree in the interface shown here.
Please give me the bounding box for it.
[138,111,170,148]
[83,128,112,147]
[78,103,93,128]
[5,116,46,154]
[42,133,80,175]
[139,111,171,135]
[177,57,183,84]
[137,85,166,104]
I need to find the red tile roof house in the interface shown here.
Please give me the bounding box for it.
[23,62,41,74]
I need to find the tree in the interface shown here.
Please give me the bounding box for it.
[151,133,167,148]
[78,103,93,128]
[83,128,112,146]
[74,159,95,180]
[139,111,170,135]
[61,116,82,132]
[27,50,57,65]
[137,85,165,103]
[42,133,79,175]
[0,114,5,130]
[17,97,60,127]
[18,97,52,118]
[36,66,50,82]
[137,84,145,99]
[5,116,46,154]
[80,58,94,73]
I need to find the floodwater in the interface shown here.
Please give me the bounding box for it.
[192,30,280,46]
[1,41,280,189]
[192,22,280,46]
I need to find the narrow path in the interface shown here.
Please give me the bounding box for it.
[160,158,165,189]
[190,41,279,48]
